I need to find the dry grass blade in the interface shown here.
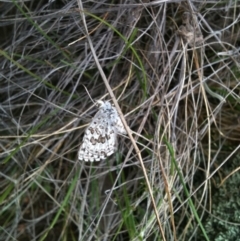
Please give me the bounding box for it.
[1,1,240,241]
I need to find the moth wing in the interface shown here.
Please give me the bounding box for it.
[78,109,117,162]
[115,115,126,134]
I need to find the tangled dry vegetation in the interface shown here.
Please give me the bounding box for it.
[1,1,240,241]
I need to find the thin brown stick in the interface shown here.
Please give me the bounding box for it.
[77,2,165,239]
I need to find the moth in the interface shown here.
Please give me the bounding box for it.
[78,100,126,161]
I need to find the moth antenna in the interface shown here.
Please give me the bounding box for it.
[82,84,95,104]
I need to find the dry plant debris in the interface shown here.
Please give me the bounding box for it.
[1,1,240,241]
